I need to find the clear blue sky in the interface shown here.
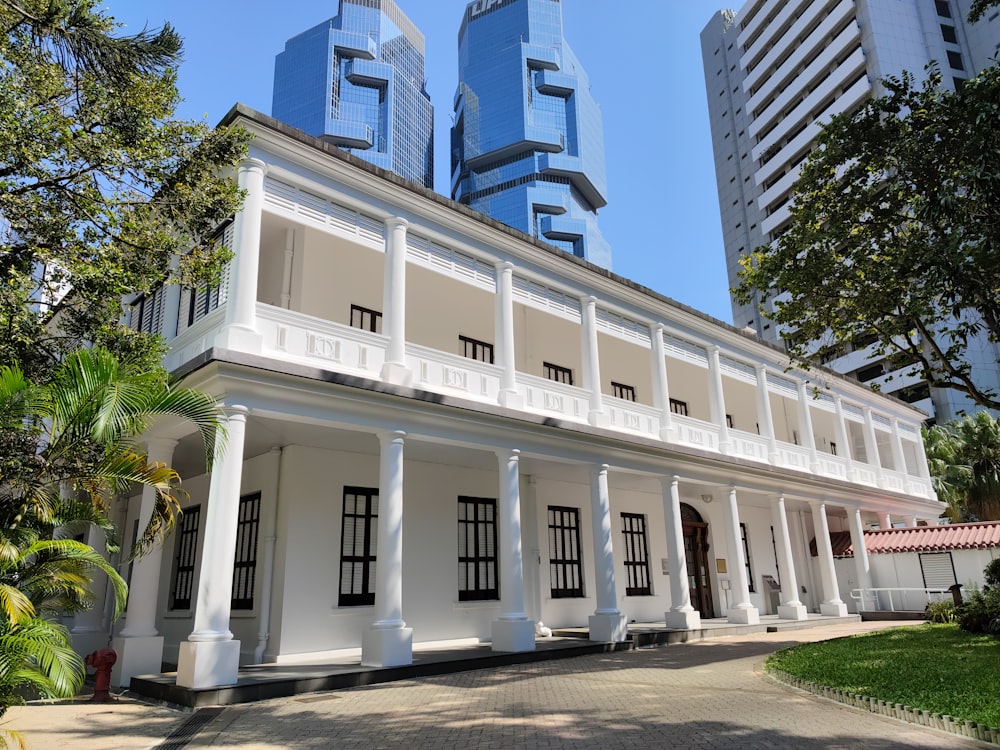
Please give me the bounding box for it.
[109,1,733,323]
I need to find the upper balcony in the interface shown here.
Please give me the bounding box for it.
[143,165,937,506]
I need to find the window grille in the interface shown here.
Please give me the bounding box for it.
[460,335,495,364]
[231,492,261,610]
[171,506,201,610]
[612,382,636,402]
[741,522,755,592]
[339,487,378,607]
[458,497,498,601]
[621,513,651,596]
[543,362,573,385]
[548,506,584,598]
[350,304,383,333]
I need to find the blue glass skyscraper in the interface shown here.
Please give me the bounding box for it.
[273,0,433,188]
[452,0,611,267]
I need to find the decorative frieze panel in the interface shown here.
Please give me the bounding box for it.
[720,355,757,385]
[663,334,708,367]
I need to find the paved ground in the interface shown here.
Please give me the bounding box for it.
[4,621,991,749]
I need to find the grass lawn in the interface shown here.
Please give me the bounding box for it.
[766,623,1000,727]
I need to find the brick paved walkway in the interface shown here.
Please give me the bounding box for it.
[5,621,988,749]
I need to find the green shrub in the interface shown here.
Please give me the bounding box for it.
[984,557,1000,589]
[956,585,1000,635]
[926,599,957,623]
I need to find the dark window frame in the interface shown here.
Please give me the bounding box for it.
[231,492,261,610]
[458,496,499,601]
[339,487,379,607]
[740,522,756,593]
[459,334,495,364]
[350,304,383,333]
[611,382,637,402]
[621,512,652,596]
[543,361,574,386]
[171,505,201,610]
[669,398,689,417]
[548,506,584,598]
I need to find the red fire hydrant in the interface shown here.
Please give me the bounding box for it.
[85,648,118,703]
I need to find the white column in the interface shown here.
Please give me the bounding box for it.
[217,158,265,352]
[755,365,779,463]
[907,515,919,528]
[177,406,248,689]
[811,502,849,616]
[380,218,411,385]
[722,487,759,624]
[361,430,412,666]
[707,346,731,453]
[280,229,295,309]
[587,465,627,642]
[915,427,933,481]
[862,407,885,483]
[581,296,607,426]
[880,511,893,530]
[847,507,873,611]
[771,497,807,620]
[833,395,856,481]
[649,323,673,439]
[796,381,820,472]
[661,477,700,629]
[113,438,177,686]
[254,447,283,663]
[890,418,910,490]
[492,449,535,652]
[494,262,522,408]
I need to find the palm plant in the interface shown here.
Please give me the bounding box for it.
[0,346,224,715]
[0,346,223,552]
[924,412,1000,522]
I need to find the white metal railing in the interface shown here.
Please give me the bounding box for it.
[850,587,954,612]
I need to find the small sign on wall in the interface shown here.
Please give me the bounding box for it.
[716,559,728,574]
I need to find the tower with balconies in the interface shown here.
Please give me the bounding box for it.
[451,0,611,268]
[701,0,1000,421]
[272,0,433,188]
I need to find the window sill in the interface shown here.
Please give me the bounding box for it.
[329,605,375,615]
[452,600,501,610]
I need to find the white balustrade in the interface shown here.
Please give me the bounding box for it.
[727,429,771,463]
[669,413,722,453]
[163,307,227,372]
[407,343,503,404]
[776,443,813,471]
[256,304,387,376]
[604,397,661,438]
[520,372,590,424]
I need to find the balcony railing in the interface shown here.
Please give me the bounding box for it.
[161,301,933,499]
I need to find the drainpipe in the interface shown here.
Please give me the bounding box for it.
[254,446,284,663]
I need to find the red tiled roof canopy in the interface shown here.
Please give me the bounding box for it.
[813,521,1000,558]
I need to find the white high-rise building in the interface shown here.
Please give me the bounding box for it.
[701,0,1000,422]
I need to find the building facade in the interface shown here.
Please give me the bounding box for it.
[272,0,433,188]
[98,105,943,692]
[701,0,1000,421]
[451,0,611,268]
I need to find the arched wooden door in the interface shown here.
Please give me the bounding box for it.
[681,504,715,619]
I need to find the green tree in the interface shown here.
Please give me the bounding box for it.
[0,0,248,379]
[925,411,1000,522]
[735,52,1000,409]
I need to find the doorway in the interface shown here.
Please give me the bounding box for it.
[681,504,715,619]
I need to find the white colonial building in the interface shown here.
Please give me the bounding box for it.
[99,105,944,690]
